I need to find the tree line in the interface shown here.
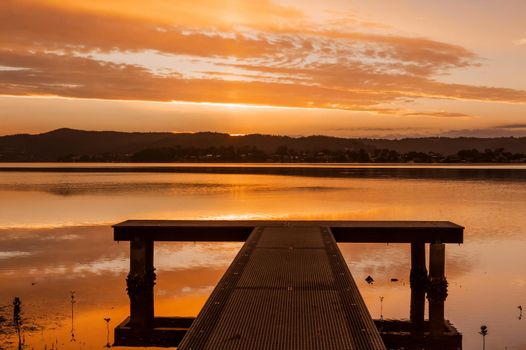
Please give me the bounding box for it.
[55,146,526,163]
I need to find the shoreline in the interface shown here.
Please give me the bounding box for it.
[0,163,525,181]
[1,162,526,168]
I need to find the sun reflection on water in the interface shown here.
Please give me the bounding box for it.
[0,170,525,349]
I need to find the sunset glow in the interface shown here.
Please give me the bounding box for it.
[1,0,525,137]
[1,4,526,347]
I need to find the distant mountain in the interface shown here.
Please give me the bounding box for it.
[1,128,526,162]
[0,128,367,161]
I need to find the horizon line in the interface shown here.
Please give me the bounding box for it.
[2,127,526,140]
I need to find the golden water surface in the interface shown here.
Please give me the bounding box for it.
[0,167,525,349]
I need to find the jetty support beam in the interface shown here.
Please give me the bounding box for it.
[410,242,427,331]
[127,237,155,329]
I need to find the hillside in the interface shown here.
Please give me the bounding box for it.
[1,128,526,162]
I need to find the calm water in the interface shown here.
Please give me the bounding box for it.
[0,165,525,349]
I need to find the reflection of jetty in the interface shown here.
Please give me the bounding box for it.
[113,220,463,349]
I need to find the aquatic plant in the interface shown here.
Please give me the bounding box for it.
[479,325,488,350]
[70,291,76,342]
[12,297,22,348]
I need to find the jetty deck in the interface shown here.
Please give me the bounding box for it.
[178,225,384,349]
[113,220,463,349]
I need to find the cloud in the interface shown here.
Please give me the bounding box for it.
[0,0,525,115]
[0,0,299,58]
[494,123,526,129]
[0,50,401,110]
[42,0,305,30]
[514,38,526,46]
[0,0,478,72]
[1,47,525,114]
[402,112,472,118]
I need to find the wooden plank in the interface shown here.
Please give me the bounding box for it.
[113,220,463,243]
[177,226,386,350]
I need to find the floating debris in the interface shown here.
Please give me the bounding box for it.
[518,305,523,320]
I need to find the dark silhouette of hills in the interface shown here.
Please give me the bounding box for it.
[1,128,526,162]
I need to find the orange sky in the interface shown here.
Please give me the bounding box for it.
[0,0,525,137]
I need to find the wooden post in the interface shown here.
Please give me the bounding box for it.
[427,242,447,336]
[127,236,155,329]
[410,242,427,331]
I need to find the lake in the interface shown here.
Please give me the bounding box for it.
[0,164,525,349]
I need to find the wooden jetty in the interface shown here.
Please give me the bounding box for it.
[113,220,463,349]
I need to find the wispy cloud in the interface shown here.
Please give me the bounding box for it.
[402,112,472,118]
[514,38,526,46]
[0,0,525,117]
[495,123,526,129]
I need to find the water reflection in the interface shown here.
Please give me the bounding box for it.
[0,169,525,349]
[1,227,524,349]
[1,172,526,234]
[0,226,239,349]
[1,163,526,181]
